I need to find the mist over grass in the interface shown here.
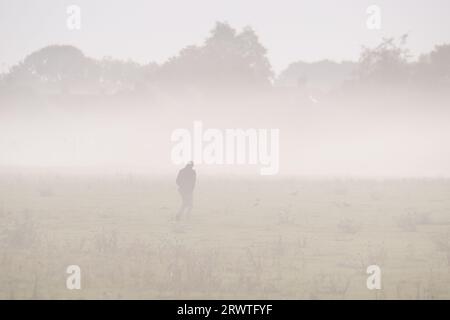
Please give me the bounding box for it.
[1,19,450,300]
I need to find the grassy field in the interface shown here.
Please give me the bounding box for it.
[1,173,450,299]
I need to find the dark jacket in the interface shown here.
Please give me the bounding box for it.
[176,167,196,193]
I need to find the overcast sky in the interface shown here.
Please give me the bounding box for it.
[1,0,449,74]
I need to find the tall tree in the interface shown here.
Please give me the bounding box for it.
[358,36,411,85]
[5,45,98,93]
[414,44,450,87]
[160,22,273,90]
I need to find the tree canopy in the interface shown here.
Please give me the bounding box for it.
[1,24,449,96]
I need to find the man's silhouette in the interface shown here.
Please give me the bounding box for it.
[176,161,196,220]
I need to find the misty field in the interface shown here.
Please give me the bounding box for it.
[1,172,450,299]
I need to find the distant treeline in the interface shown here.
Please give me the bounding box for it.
[1,22,449,96]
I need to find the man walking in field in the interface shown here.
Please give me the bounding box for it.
[176,161,196,220]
